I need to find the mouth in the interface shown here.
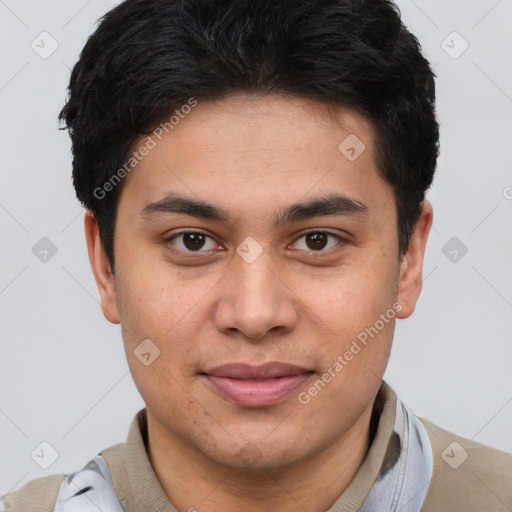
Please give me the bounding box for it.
[201,362,314,408]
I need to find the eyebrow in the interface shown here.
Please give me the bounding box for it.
[140,192,369,226]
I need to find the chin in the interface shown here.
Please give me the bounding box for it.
[197,433,311,473]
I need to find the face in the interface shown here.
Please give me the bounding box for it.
[86,93,431,471]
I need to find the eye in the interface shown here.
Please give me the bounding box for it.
[166,231,220,252]
[291,231,343,252]
[165,230,344,254]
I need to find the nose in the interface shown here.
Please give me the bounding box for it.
[213,251,299,340]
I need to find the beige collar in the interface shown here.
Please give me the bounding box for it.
[101,381,399,511]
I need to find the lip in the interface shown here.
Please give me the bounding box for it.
[202,362,313,408]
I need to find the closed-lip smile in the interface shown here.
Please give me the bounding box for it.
[201,362,314,407]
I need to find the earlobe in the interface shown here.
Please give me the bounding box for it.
[396,201,433,319]
[84,210,121,324]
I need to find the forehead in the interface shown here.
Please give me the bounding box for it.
[118,93,393,222]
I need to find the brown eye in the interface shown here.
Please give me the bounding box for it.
[291,231,343,252]
[305,233,328,250]
[167,232,219,252]
[182,233,206,250]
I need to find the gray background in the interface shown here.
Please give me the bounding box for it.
[1,0,511,495]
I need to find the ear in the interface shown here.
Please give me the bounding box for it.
[396,200,433,319]
[84,210,120,324]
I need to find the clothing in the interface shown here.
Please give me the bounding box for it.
[2,381,511,511]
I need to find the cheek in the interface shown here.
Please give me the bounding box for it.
[116,273,204,412]
[115,254,213,339]
[295,260,399,333]
[290,259,399,388]
[114,259,223,392]
[295,274,396,418]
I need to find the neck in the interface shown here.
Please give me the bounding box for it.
[146,403,375,512]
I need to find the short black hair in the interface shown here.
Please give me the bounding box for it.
[59,0,439,270]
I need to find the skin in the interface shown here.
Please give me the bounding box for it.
[85,92,432,511]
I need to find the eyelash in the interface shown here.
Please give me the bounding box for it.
[164,230,345,254]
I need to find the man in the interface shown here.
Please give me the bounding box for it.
[2,0,510,510]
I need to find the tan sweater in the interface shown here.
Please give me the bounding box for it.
[2,383,511,511]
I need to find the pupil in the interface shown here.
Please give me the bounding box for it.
[307,233,327,250]
[184,233,205,250]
